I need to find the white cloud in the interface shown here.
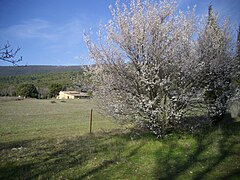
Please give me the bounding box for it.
[0,17,93,65]
[3,18,59,40]
[50,19,84,49]
[1,18,85,47]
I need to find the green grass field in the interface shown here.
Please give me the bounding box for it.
[0,98,240,179]
[0,98,118,142]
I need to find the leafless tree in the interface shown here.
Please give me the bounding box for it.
[0,42,22,65]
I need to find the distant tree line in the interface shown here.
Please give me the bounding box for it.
[0,71,91,98]
[16,83,64,98]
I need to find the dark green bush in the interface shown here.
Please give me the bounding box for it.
[17,84,38,98]
[49,83,65,98]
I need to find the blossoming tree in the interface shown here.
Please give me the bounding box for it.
[196,5,236,121]
[85,0,238,136]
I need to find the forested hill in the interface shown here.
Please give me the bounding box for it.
[0,66,83,76]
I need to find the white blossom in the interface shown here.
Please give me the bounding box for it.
[84,0,238,136]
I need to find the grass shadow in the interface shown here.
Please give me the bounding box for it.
[0,139,35,151]
[1,113,239,179]
[155,113,240,179]
[0,128,142,179]
[77,142,145,179]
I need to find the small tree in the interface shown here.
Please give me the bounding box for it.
[17,84,38,98]
[49,83,64,98]
[197,5,235,121]
[0,42,22,65]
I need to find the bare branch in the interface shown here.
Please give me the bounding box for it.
[0,42,22,65]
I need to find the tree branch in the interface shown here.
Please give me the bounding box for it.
[0,42,22,65]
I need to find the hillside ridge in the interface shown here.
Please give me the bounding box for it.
[0,65,83,76]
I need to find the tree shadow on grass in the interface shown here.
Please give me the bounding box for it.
[0,129,144,179]
[155,113,240,179]
[1,114,239,179]
[0,162,35,180]
[0,139,39,179]
[77,142,145,179]
[0,139,35,151]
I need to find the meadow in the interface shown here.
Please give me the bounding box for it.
[0,98,240,179]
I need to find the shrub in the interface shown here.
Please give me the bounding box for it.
[49,83,65,98]
[17,84,38,98]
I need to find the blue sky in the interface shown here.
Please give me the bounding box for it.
[0,0,239,66]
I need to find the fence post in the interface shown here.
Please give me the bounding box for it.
[90,109,93,134]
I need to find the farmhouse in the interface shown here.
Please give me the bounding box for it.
[57,91,90,99]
